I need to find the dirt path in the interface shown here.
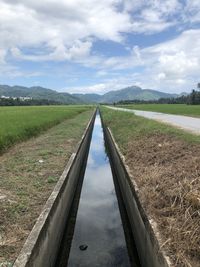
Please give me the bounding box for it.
[107,106,200,135]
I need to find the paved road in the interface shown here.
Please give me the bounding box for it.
[106,106,200,135]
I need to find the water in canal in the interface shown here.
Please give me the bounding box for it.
[56,112,140,267]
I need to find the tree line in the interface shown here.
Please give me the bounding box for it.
[117,86,200,105]
[0,97,63,106]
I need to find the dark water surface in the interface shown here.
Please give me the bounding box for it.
[56,113,140,267]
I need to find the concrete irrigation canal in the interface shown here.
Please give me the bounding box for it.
[14,110,169,267]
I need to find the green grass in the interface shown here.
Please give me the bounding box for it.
[117,104,200,117]
[101,107,200,147]
[0,109,93,263]
[0,105,93,152]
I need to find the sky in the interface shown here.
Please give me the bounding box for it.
[0,0,200,94]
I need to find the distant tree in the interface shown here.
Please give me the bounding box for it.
[0,97,63,106]
[190,90,196,105]
[116,89,200,105]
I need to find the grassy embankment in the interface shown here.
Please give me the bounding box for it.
[0,105,92,153]
[0,108,94,265]
[117,103,200,117]
[101,107,200,267]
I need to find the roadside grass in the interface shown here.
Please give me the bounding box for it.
[101,107,200,267]
[101,107,200,148]
[0,109,93,264]
[117,103,200,117]
[0,105,92,153]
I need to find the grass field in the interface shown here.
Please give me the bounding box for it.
[101,107,200,145]
[0,109,93,264]
[117,103,200,117]
[0,105,92,153]
[101,107,200,266]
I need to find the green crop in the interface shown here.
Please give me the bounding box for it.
[0,105,92,152]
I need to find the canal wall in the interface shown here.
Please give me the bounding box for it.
[103,124,170,267]
[14,110,96,267]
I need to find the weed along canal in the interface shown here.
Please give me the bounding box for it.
[56,111,140,267]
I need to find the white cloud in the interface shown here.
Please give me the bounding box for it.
[120,0,183,34]
[145,29,200,79]
[96,70,109,77]
[0,0,192,64]
[68,28,200,94]
[184,0,200,23]
[67,81,119,94]
[11,40,92,62]
[157,73,166,80]
[0,0,200,94]
[158,52,199,76]
[67,74,143,94]
[0,0,132,63]
[0,49,6,64]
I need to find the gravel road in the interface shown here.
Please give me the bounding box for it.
[107,106,200,135]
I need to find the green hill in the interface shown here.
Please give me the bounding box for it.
[0,85,81,104]
[0,84,179,104]
[73,86,178,103]
[73,93,102,103]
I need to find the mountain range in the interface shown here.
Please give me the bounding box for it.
[0,85,179,104]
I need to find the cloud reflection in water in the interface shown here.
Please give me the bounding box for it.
[67,114,130,267]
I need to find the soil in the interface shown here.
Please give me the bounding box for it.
[122,133,200,267]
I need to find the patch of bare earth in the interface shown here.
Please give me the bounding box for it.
[0,110,92,265]
[123,133,200,267]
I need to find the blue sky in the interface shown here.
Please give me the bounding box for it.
[0,0,200,94]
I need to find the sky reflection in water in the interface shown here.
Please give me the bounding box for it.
[67,114,131,267]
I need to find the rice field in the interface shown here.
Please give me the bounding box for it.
[0,105,92,152]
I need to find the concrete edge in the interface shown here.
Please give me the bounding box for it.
[14,108,96,267]
[103,122,172,267]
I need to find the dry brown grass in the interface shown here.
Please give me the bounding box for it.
[124,134,200,267]
[101,107,200,266]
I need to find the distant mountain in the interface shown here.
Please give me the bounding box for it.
[73,93,102,103]
[0,85,81,104]
[74,86,178,103]
[179,92,188,96]
[0,84,179,104]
